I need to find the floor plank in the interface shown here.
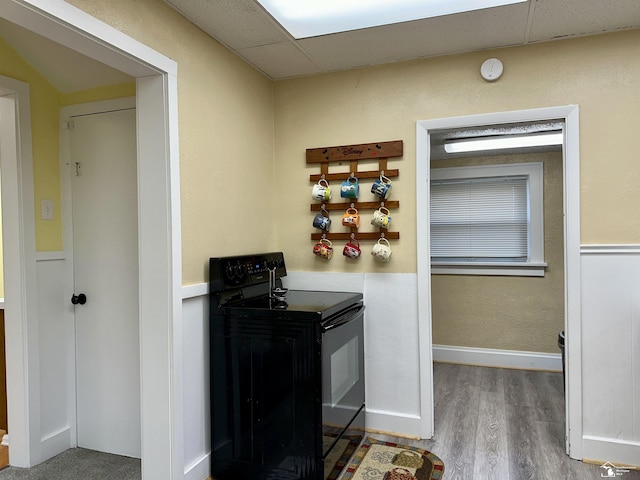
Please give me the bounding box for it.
[473,390,509,479]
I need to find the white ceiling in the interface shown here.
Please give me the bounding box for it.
[165,0,640,80]
[0,0,639,93]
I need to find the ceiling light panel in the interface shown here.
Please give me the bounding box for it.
[256,0,528,38]
[444,133,563,154]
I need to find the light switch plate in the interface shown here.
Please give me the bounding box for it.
[41,199,53,220]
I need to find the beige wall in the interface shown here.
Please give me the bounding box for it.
[274,30,640,274]
[7,2,640,289]
[62,0,277,286]
[430,152,564,353]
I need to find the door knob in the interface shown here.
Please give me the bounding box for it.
[71,293,87,305]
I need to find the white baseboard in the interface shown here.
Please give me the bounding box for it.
[184,452,210,480]
[432,344,562,372]
[39,427,72,466]
[582,435,640,469]
[365,409,423,439]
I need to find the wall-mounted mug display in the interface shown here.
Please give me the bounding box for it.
[340,175,359,199]
[371,206,391,229]
[371,174,392,199]
[341,207,360,228]
[311,178,332,201]
[371,237,392,263]
[313,238,333,260]
[312,209,331,231]
[343,238,361,259]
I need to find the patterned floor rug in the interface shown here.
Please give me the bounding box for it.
[340,437,444,480]
[324,434,363,480]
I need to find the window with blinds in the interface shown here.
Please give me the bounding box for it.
[431,176,528,261]
[430,162,546,276]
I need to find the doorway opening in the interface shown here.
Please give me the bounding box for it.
[416,105,582,460]
[1,2,182,478]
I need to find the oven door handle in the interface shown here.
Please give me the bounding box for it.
[321,304,364,332]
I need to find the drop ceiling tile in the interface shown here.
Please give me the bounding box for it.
[528,0,640,42]
[239,42,322,79]
[299,3,530,72]
[165,0,289,49]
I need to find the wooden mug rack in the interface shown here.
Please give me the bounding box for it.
[308,140,402,241]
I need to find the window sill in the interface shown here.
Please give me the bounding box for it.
[431,261,547,277]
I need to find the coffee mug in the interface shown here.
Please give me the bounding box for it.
[312,209,331,231]
[371,237,392,262]
[371,174,392,199]
[371,206,391,229]
[341,207,360,228]
[343,238,361,259]
[311,178,331,201]
[313,238,333,259]
[340,176,359,199]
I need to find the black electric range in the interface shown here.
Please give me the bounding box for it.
[209,252,365,480]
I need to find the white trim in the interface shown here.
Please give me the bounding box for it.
[34,251,66,262]
[3,2,182,477]
[415,119,435,439]
[580,244,640,255]
[184,453,211,480]
[0,75,38,468]
[365,409,422,439]
[39,427,71,463]
[431,263,547,277]
[432,345,562,371]
[182,283,208,300]
[582,436,640,468]
[417,105,582,459]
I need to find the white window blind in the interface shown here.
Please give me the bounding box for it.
[430,175,528,260]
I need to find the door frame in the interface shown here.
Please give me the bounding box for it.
[1,1,183,478]
[416,105,582,459]
[0,75,37,469]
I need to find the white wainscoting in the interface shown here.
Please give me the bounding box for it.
[181,288,210,480]
[285,272,424,438]
[580,245,640,466]
[35,252,75,463]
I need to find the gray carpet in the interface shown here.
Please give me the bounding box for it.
[0,448,140,480]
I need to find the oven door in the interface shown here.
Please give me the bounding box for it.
[321,303,365,457]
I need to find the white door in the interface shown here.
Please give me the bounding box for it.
[69,108,141,458]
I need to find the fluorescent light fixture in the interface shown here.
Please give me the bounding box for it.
[256,0,527,39]
[444,133,564,154]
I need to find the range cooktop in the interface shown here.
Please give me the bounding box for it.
[224,290,363,319]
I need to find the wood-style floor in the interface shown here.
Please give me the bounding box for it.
[353,363,636,480]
